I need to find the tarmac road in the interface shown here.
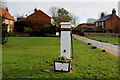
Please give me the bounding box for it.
[73,34,120,57]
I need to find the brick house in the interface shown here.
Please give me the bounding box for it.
[17,8,51,32]
[0,8,14,32]
[95,9,120,33]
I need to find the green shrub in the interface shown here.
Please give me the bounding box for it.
[14,20,31,32]
[24,27,32,34]
[1,16,8,44]
[41,25,57,34]
[2,24,8,44]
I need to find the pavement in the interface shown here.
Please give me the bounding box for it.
[73,34,120,57]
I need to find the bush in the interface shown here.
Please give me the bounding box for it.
[2,24,8,44]
[14,19,57,36]
[14,20,31,32]
[1,16,8,44]
[24,27,32,34]
[40,25,57,34]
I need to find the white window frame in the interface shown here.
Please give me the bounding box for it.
[96,22,98,26]
[5,19,9,24]
[10,21,13,25]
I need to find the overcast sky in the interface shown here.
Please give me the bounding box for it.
[3,0,120,2]
[3,0,119,23]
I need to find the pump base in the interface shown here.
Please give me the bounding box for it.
[54,61,71,72]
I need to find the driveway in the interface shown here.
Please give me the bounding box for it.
[73,34,120,57]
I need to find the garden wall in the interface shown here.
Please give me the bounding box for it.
[84,33,120,37]
[8,32,58,37]
[8,32,29,37]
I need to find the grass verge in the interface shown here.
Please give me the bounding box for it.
[86,36,120,46]
[2,37,119,79]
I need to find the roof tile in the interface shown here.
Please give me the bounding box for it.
[0,8,14,21]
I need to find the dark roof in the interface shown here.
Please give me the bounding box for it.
[78,23,94,26]
[96,14,111,22]
[86,24,94,26]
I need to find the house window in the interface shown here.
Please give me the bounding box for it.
[7,25,10,32]
[5,19,9,24]
[10,21,13,25]
[102,22,104,27]
[96,23,98,26]
[100,22,102,26]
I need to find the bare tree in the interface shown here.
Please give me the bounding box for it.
[69,13,79,27]
[49,6,59,18]
[49,6,79,27]
[0,0,6,8]
[49,7,72,27]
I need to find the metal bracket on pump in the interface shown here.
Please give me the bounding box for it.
[54,22,72,72]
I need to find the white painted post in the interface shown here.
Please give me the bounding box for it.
[60,22,71,59]
[54,22,72,72]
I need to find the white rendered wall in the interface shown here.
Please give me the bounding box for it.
[60,22,71,59]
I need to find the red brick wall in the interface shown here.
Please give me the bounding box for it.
[105,18,112,30]
[27,10,51,25]
[105,14,120,33]
[27,10,51,31]
[117,19,120,33]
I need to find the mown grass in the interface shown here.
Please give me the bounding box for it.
[86,36,120,46]
[2,37,119,79]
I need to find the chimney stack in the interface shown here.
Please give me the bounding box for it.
[101,12,105,18]
[34,8,37,12]
[6,7,9,12]
[112,9,116,15]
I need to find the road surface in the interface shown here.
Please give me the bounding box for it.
[73,34,120,57]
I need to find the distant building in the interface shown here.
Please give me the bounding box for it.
[76,23,95,32]
[17,8,51,32]
[95,9,120,33]
[77,23,95,29]
[0,7,14,32]
[87,18,96,24]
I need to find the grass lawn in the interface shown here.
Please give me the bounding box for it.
[86,36,120,46]
[2,37,119,79]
